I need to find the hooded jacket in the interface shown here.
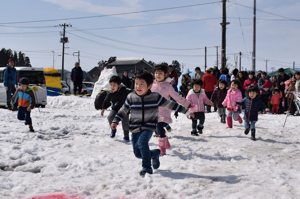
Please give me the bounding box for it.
[236,96,267,121]
[151,80,191,123]
[186,89,212,112]
[222,88,243,111]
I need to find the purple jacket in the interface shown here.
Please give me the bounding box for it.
[186,89,212,113]
[151,80,191,123]
[222,88,243,111]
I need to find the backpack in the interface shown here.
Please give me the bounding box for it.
[94,90,108,110]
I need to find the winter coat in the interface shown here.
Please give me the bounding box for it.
[179,82,190,98]
[3,65,18,87]
[236,96,267,121]
[186,89,212,113]
[151,80,191,123]
[219,74,229,84]
[194,72,201,80]
[222,88,243,111]
[271,94,282,105]
[169,70,178,85]
[71,67,83,82]
[243,78,257,90]
[121,75,131,88]
[11,87,36,109]
[211,87,228,107]
[202,73,218,92]
[258,78,272,95]
[102,85,132,112]
[277,73,290,91]
[112,90,189,133]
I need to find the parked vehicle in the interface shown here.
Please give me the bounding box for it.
[0,67,47,107]
[61,80,70,94]
[81,81,94,96]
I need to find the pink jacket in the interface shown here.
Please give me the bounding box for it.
[222,88,243,111]
[151,80,191,123]
[186,89,212,113]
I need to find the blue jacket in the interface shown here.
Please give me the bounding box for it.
[219,74,229,83]
[236,96,267,121]
[3,66,18,87]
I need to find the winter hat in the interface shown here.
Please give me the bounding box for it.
[19,77,29,85]
[187,83,192,87]
[265,76,270,80]
[8,58,14,63]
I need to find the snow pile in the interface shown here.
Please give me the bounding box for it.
[91,67,117,98]
[0,96,300,198]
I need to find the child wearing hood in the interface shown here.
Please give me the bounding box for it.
[222,80,243,128]
[234,86,270,141]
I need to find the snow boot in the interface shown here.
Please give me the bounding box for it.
[244,127,250,135]
[221,114,226,123]
[139,167,153,177]
[251,129,256,141]
[158,137,170,156]
[110,129,116,138]
[191,130,198,136]
[237,116,243,124]
[226,117,233,129]
[152,149,160,169]
[197,125,204,134]
[165,124,172,132]
[29,125,34,132]
[123,131,130,142]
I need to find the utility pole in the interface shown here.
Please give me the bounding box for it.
[59,23,71,80]
[52,51,55,68]
[73,51,80,64]
[239,52,242,71]
[293,61,295,70]
[221,0,230,70]
[216,46,219,68]
[265,60,268,73]
[205,46,207,70]
[252,0,256,72]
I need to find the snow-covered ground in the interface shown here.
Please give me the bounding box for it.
[0,96,300,199]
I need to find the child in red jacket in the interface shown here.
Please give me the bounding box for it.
[270,89,282,114]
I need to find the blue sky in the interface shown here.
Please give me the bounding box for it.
[1,0,300,73]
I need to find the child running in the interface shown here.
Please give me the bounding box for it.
[101,76,132,142]
[186,79,213,136]
[211,79,228,124]
[11,77,36,132]
[151,64,191,155]
[111,71,194,177]
[222,80,243,129]
[234,86,270,141]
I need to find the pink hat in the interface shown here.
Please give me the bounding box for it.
[8,58,14,63]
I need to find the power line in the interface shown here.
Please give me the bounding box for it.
[0,2,219,25]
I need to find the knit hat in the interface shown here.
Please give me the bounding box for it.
[8,58,14,63]
[19,77,29,85]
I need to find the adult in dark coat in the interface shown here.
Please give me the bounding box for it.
[277,68,290,112]
[121,70,131,88]
[3,58,18,110]
[71,62,84,95]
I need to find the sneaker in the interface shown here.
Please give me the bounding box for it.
[244,128,250,135]
[139,167,153,177]
[165,125,172,132]
[152,149,160,169]
[29,125,34,132]
[191,130,198,136]
[110,129,116,138]
[123,136,130,142]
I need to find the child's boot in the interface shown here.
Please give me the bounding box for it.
[110,129,116,138]
[221,114,226,123]
[152,149,160,169]
[29,125,34,132]
[139,167,153,177]
[226,117,232,129]
[237,116,243,124]
[251,129,256,141]
[123,130,130,142]
[165,124,172,132]
[191,130,198,136]
[244,127,250,135]
[197,125,204,134]
[158,137,170,156]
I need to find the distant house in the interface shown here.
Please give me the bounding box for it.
[87,66,104,82]
[107,57,153,77]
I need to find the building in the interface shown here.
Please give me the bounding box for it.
[87,66,103,82]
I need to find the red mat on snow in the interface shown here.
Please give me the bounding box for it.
[26,193,86,199]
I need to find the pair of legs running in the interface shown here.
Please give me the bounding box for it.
[107,110,129,141]
[226,110,242,128]
[155,122,171,156]
[244,120,257,141]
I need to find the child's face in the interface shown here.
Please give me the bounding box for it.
[193,84,201,92]
[248,91,258,99]
[296,74,300,80]
[219,83,225,90]
[187,85,191,90]
[154,70,167,82]
[135,78,152,95]
[230,82,238,91]
[249,74,253,79]
[20,84,28,90]
[110,82,120,92]
[274,91,279,95]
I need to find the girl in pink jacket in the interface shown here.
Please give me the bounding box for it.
[186,79,213,136]
[222,80,243,128]
[151,64,191,156]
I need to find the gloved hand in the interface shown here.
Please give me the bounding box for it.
[174,111,178,119]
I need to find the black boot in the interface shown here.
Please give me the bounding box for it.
[197,125,204,134]
[29,125,35,132]
[191,130,198,136]
[244,127,250,135]
[221,115,226,123]
[123,130,130,142]
[251,129,256,141]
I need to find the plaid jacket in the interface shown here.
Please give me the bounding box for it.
[211,87,228,108]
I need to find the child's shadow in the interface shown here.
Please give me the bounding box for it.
[171,135,208,142]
